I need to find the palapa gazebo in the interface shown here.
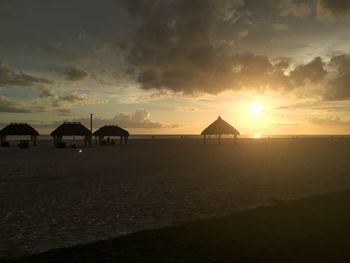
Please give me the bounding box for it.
[201,116,240,144]
[93,125,130,145]
[0,123,39,146]
[51,122,92,147]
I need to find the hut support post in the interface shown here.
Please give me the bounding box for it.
[84,136,92,147]
[218,134,221,145]
[234,134,237,144]
[125,136,128,144]
[0,135,5,145]
[31,135,37,146]
[120,136,123,145]
[203,135,206,145]
[53,135,62,146]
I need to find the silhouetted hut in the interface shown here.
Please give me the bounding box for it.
[93,125,129,145]
[51,122,92,147]
[201,116,240,144]
[0,123,39,146]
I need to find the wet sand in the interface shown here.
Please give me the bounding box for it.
[1,138,350,258]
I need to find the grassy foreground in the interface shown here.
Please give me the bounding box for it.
[5,190,350,263]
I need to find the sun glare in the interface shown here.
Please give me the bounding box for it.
[251,104,263,116]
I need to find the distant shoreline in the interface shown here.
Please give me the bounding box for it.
[3,134,350,141]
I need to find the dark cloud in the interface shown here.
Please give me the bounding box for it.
[289,57,327,86]
[134,50,295,93]
[51,92,106,108]
[51,92,82,107]
[39,43,64,57]
[53,108,71,116]
[271,0,313,17]
[0,60,53,87]
[119,0,245,94]
[131,40,327,93]
[230,52,291,90]
[0,95,64,114]
[271,23,290,31]
[0,96,31,113]
[119,0,333,95]
[51,66,89,82]
[62,67,88,81]
[316,0,350,20]
[1,87,106,114]
[38,43,86,63]
[323,54,350,100]
[38,88,55,98]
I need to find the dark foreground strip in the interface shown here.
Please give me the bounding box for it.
[4,190,350,263]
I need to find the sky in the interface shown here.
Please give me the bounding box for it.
[1,0,350,135]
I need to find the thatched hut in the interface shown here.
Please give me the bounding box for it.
[93,125,129,145]
[0,123,39,146]
[51,122,92,147]
[201,116,240,144]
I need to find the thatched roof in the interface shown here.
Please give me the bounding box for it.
[0,123,39,136]
[51,122,91,136]
[201,116,240,135]
[93,125,130,137]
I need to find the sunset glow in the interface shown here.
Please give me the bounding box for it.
[0,1,350,135]
[251,104,264,117]
[253,134,262,139]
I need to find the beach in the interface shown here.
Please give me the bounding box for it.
[1,138,350,259]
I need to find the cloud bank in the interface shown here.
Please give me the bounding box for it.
[316,0,350,20]
[118,0,347,100]
[272,0,313,17]
[61,109,177,129]
[62,67,88,82]
[0,60,52,87]
[0,96,30,113]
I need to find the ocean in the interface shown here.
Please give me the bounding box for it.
[4,134,350,141]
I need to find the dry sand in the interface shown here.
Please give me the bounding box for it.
[1,138,350,258]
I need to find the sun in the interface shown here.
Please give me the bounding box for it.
[251,103,264,116]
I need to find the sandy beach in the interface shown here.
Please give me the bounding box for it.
[1,138,350,259]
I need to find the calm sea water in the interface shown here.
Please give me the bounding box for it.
[5,134,350,141]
